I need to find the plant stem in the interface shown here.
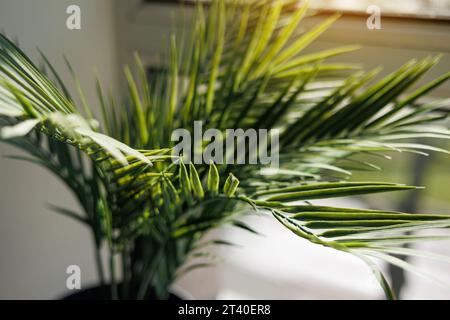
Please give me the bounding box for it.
[121,245,131,299]
[109,248,118,300]
[93,238,106,287]
[95,247,105,286]
[137,248,164,300]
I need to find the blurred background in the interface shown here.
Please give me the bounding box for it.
[0,0,449,299]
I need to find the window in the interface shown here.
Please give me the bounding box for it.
[145,0,450,20]
[302,0,450,20]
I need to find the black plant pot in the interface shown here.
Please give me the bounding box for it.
[62,284,182,300]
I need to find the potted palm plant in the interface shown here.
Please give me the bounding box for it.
[1,0,450,300]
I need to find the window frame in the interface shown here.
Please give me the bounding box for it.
[143,0,450,22]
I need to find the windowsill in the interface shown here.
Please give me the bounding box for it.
[305,12,450,52]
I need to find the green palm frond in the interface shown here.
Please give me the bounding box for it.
[0,0,450,300]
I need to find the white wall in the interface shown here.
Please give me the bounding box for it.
[0,0,119,299]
